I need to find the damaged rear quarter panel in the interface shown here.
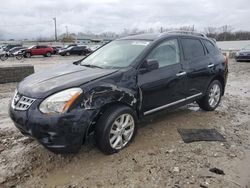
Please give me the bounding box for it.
[81,68,139,112]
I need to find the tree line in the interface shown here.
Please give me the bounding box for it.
[4,25,249,42]
[204,25,250,41]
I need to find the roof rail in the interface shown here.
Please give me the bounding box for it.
[165,30,207,38]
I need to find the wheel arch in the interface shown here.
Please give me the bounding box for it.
[81,82,139,140]
[210,75,225,95]
[84,101,137,139]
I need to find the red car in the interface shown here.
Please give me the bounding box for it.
[25,45,54,58]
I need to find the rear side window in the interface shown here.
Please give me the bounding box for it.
[203,40,220,55]
[37,46,47,48]
[147,39,180,68]
[181,38,205,59]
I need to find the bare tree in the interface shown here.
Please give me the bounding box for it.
[204,27,217,35]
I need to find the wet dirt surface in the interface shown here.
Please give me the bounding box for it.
[0,57,250,187]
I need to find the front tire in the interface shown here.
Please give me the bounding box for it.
[45,52,51,57]
[95,105,137,154]
[197,80,222,111]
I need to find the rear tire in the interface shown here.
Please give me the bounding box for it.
[95,105,137,154]
[25,52,31,58]
[197,80,222,111]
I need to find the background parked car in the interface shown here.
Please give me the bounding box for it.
[88,45,103,52]
[52,46,62,55]
[235,44,250,61]
[0,46,27,61]
[8,46,27,54]
[59,45,90,56]
[3,44,22,52]
[24,45,54,58]
[0,45,5,52]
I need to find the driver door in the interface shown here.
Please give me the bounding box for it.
[31,46,39,55]
[137,38,187,115]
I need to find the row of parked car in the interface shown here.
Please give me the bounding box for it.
[0,43,102,60]
[234,44,250,62]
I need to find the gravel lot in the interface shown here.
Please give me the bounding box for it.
[0,56,250,188]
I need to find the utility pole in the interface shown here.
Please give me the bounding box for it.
[53,17,57,41]
[65,26,69,37]
[160,27,163,33]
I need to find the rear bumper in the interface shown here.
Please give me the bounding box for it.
[9,101,97,154]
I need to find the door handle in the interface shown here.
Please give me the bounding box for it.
[208,63,215,68]
[176,71,187,77]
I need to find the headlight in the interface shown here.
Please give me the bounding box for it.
[39,88,83,114]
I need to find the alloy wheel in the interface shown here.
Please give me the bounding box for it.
[109,114,135,150]
[208,83,221,108]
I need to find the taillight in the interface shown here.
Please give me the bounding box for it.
[224,55,228,66]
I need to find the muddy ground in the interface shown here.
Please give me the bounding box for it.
[0,56,250,188]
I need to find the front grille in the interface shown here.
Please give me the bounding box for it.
[11,91,36,111]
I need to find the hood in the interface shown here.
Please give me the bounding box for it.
[18,63,118,98]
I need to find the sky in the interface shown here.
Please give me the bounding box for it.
[0,0,249,39]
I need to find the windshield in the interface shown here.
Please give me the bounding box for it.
[81,40,150,68]
[66,46,74,50]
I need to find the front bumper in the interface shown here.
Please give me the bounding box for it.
[9,100,97,154]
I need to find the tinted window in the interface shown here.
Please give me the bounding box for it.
[181,38,205,59]
[37,46,47,49]
[147,39,180,68]
[203,40,219,55]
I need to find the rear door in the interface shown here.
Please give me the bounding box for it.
[41,46,49,55]
[77,47,84,55]
[70,47,78,54]
[180,38,210,97]
[138,38,187,115]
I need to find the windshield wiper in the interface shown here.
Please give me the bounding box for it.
[81,64,103,69]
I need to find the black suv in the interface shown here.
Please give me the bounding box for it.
[59,46,90,56]
[9,32,228,154]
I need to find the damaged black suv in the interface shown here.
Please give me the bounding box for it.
[9,32,228,154]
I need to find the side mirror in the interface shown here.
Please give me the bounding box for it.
[140,59,159,73]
